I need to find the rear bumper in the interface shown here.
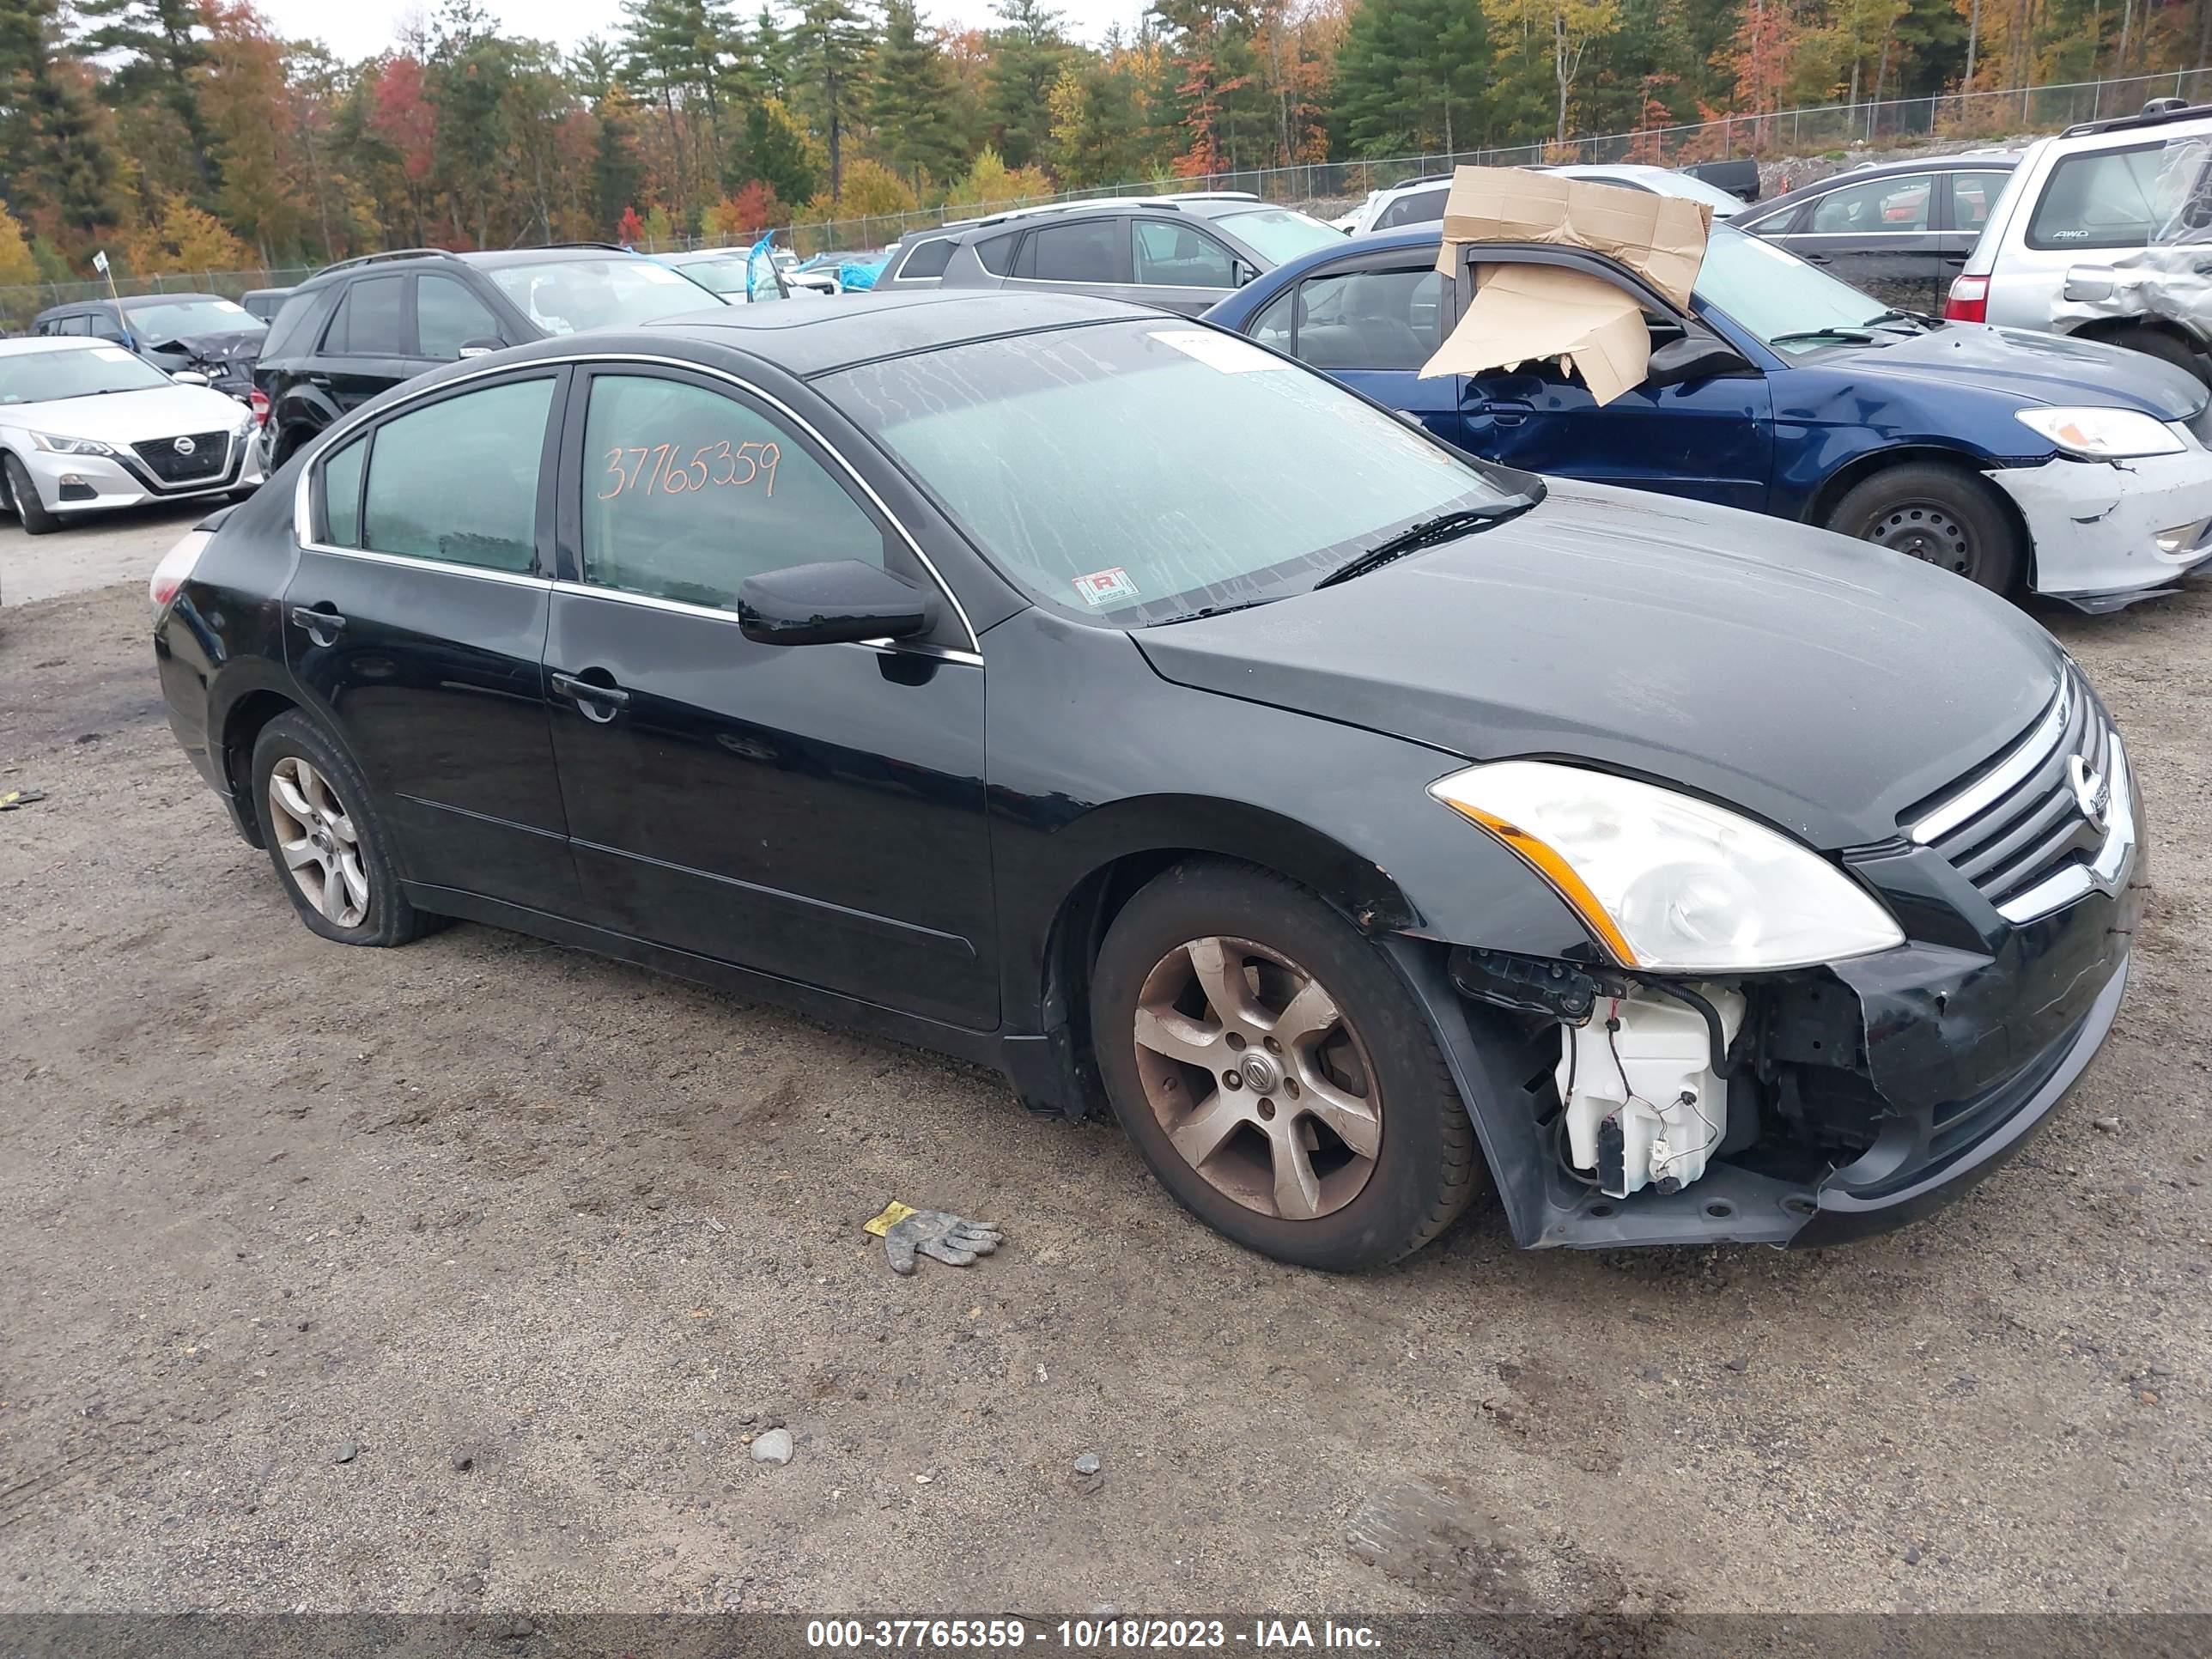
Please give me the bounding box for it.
[1993,447,2212,609]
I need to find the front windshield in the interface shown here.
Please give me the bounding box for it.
[488,257,724,332]
[126,297,264,340]
[0,344,174,404]
[823,321,1522,623]
[1693,226,1907,351]
[1212,207,1346,265]
[667,256,752,297]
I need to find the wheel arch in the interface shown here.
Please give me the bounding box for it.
[1802,446,2036,589]
[2064,313,2207,354]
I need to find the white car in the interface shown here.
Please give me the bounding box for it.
[1346,164,1748,236]
[1946,100,2212,382]
[0,337,263,535]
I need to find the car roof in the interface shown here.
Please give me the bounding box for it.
[116,291,228,307]
[632,287,1154,378]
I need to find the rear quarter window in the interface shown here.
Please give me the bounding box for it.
[974,234,1018,276]
[896,238,957,281]
[263,286,337,361]
[2026,143,2203,250]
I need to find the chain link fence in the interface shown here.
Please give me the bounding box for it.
[6,65,2210,309]
[0,264,314,334]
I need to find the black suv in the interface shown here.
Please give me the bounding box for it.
[254,245,725,468]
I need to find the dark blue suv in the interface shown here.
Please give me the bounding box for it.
[1203,224,2212,610]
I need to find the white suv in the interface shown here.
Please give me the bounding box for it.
[1343,165,1747,235]
[1946,100,2212,382]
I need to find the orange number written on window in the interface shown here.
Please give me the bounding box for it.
[597,439,780,501]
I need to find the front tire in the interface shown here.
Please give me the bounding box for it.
[250,712,428,947]
[3,454,59,536]
[1826,461,2022,593]
[1089,859,1485,1271]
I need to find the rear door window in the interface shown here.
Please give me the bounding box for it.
[323,276,407,356]
[360,377,556,571]
[1807,173,1932,233]
[1285,267,1443,371]
[1016,219,1124,283]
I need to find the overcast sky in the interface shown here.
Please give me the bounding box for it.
[255,0,1152,58]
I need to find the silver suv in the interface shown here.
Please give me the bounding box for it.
[1947,100,2212,383]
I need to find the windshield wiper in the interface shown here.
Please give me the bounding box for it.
[1768,326,1881,347]
[1148,599,1273,626]
[1858,308,1929,331]
[1313,497,1540,590]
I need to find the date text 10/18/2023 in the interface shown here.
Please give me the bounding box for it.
[804,1620,1383,1650]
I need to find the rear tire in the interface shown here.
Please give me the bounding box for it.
[1088,859,1485,1271]
[250,712,428,947]
[1826,461,2022,594]
[3,454,58,536]
[2105,324,2212,388]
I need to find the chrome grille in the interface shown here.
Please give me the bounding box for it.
[1906,666,2134,923]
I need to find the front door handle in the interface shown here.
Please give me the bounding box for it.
[307,374,332,388]
[550,670,632,723]
[289,604,347,645]
[1483,400,1534,428]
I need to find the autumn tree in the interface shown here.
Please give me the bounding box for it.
[872,0,963,191]
[1489,0,1622,143]
[126,189,250,272]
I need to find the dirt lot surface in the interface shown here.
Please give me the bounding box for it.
[3,507,2210,1619]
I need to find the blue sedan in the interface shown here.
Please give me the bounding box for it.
[1202,224,2212,608]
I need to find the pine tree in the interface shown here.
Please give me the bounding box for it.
[872,0,963,191]
[744,97,819,206]
[76,0,223,202]
[985,0,1070,167]
[594,82,649,234]
[793,0,878,201]
[0,0,126,245]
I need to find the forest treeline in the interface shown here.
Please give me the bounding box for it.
[0,0,2203,282]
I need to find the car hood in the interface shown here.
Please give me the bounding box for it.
[1134,481,2066,852]
[1829,324,2206,422]
[0,383,248,445]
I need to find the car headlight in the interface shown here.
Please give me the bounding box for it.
[2014,406,2184,459]
[1429,761,1905,972]
[29,431,118,456]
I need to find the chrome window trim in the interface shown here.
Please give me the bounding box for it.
[1906,676,2073,845]
[290,350,979,651]
[295,541,552,588]
[1995,730,2136,923]
[545,578,981,665]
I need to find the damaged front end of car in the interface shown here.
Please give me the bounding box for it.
[1413,665,2145,1249]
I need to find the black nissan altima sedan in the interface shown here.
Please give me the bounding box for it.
[150,290,2144,1269]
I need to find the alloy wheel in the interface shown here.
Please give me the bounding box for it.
[1867,501,1976,577]
[267,756,370,929]
[1130,934,1382,1221]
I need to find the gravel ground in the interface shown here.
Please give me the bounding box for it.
[2,507,2209,1618]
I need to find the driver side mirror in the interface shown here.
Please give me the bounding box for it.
[738,560,937,647]
[1644,333,1753,391]
[457,337,504,359]
[1232,260,1259,287]
[169,369,211,386]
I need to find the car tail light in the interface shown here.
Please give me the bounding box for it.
[249,388,270,428]
[1944,275,1989,324]
[149,528,213,617]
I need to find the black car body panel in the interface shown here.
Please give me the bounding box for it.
[155,292,2138,1255]
[1741,156,2019,313]
[1137,478,2063,850]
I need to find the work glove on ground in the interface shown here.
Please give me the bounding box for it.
[883,1209,1003,1275]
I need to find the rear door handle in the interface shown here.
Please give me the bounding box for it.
[550,670,631,723]
[289,605,347,644]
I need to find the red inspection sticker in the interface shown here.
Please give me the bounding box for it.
[1072,567,1140,606]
